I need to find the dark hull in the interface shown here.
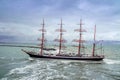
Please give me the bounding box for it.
[22,50,104,61]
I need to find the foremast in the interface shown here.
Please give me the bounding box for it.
[73,19,86,56]
[39,19,46,55]
[54,19,66,55]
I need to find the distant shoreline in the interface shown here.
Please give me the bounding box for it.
[0,44,39,48]
[0,40,120,45]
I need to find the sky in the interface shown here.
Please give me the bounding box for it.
[0,0,120,43]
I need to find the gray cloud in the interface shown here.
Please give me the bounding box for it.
[0,0,120,43]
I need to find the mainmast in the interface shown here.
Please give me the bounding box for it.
[73,19,86,56]
[39,19,46,55]
[54,19,66,55]
[92,25,96,56]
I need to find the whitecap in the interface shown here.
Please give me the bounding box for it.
[3,60,60,80]
[28,57,34,61]
[0,57,6,59]
[1,77,7,80]
[103,59,120,64]
[60,60,72,64]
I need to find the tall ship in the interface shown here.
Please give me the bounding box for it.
[22,19,104,61]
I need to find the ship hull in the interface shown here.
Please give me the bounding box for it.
[22,50,104,61]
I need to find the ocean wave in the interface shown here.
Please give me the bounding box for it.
[0,57,6,60]
[60,60,104,64]
[0,57,26,61]
[2,58,120,80]
[1,60,69,80]
[103,59,120,64]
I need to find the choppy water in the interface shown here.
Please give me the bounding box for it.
[0,43,120,80]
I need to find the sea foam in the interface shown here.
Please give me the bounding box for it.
[104,59,120,64]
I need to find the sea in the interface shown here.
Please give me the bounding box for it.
[0,42,120,80]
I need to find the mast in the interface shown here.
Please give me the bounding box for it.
[39,19,46,55]
[78,19,82,56]
[59,19,63,55]
[54,19,66,55]
[92,25,96,56]
[73,19,86,56]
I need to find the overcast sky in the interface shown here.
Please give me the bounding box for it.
[0,0,120,43]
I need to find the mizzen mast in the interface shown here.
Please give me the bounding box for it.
[54,19,66,55]
[73,19,86,56]
[92,25,96,56]
[39,19,46,55]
